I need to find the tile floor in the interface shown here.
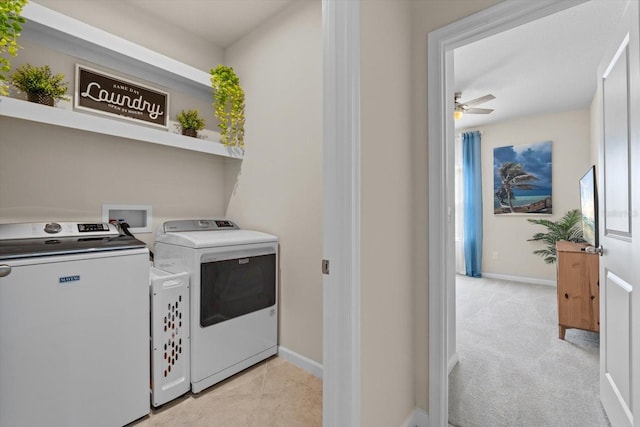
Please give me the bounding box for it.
[130,356,322,427]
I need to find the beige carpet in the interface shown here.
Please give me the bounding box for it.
[449,275,609,427]
[131,356,322,427]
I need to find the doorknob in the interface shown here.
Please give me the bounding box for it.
[585,245,604,256]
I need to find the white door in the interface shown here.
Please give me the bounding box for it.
[598,1,640,425]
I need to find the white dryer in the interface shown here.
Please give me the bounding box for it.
[154,219,278,393]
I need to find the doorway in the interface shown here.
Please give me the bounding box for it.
[427,1,612,425]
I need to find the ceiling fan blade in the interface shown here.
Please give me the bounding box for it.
[465,107,494,114]
[462,94,495,106]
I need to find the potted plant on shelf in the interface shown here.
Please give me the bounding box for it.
[176,109,206,138]
[210,65,245,148]
[9,63,70,106]
[527,209,583,264]
[0,0,28,96]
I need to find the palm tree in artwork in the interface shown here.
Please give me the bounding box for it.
[495,162,539,212]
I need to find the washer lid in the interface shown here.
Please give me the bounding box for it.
[0,235,146,260]
[155,229,277,248]
[0,222,147,259]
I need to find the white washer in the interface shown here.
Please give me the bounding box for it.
[154,219,278,393]
[0,222,150,427]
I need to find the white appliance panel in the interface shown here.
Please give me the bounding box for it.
[150,267,191,407]
[156,229,277,248]
[0,249,149,427]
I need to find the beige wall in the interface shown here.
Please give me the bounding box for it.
[409,0,502,411]
[224,2,323,363]
[34,0,224,72]
[0,117,228,249]
[460,109,592,282]
[360,1,414,425]
[0,4,229,249]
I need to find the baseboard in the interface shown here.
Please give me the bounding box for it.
[401,407,429,427]
[277,346,323,379]
[482,272,556,287]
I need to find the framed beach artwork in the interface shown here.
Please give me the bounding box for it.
[493,140,552,215]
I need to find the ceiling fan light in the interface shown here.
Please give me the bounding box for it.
[454,110,464,120]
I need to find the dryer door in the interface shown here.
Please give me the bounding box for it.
[200,253,276,327]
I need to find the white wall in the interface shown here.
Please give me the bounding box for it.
[460,109,592,282]
[224,2,323,364]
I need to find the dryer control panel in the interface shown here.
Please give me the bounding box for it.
[162,219,239,233]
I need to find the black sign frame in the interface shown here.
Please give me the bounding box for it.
[74,65,169,129]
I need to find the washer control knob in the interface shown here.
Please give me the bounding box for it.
[44,222,62,234]
[0,265,11,277]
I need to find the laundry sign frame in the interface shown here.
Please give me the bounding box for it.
[74,64,169,129]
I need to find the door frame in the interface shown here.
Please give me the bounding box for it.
[322,0,361,426]
[426,1,588,425]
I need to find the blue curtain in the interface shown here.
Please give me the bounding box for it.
[462,131,483,277]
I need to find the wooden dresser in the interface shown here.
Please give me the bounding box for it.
[555,241,600,339]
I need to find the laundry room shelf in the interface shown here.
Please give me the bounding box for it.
[3,3,243,159]
[19,2,211,100]
[0,96,243,159]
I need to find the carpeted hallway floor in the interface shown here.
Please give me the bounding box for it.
[449,275,610,427]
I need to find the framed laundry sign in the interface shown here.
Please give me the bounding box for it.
[75,65,169,128]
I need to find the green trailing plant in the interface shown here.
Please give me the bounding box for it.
[527,209,584,264]
[210,65,245,148]
[0,0,28,96]
[176,109,206,134]
[10,63,70,103]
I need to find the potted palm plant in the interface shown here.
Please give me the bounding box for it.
[527,209,583,264]
[176,109,206,138]
[9,63,70,106]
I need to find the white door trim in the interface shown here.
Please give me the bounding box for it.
[427,1,587,425]
[322,0,361,426]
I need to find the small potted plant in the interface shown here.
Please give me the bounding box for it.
[176,109,206,138]
[9,63,70,106]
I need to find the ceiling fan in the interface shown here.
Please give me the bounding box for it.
[454,92,495,120]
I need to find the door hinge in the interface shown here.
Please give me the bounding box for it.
[322,259,330,275]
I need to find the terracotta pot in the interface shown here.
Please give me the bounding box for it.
[182,128,198,138]
[27,93,54,106]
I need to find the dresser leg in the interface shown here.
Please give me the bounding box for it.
[559,325,566,340]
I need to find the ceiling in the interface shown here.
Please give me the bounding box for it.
[35,0,627,129]
[122,0,295,48]
[453,0,629,129]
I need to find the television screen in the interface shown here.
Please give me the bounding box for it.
[579,165,598,247]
